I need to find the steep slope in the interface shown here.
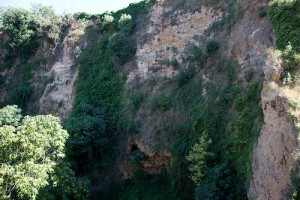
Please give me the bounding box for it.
[0,0,300,199]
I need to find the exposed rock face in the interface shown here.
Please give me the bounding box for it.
[1,1,299,197]
[0,21,85,119]
[248,51,300,199]
[127,1,222,83]
[217,0,299,198]
[249,82,298,199]
[34,22,85,118]
[38,36,79,118]
[119,141,171,179]
[121,0,223,178]
[228,0,273,81]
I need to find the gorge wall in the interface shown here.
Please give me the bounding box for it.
[0,0,299,199]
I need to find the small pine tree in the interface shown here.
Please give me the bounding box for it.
[186,133,214,186]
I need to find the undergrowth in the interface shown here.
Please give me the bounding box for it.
[269,0,300,85]
[0,5,63,111]
[95,0,263,199]
[65,0,153,196]
[96,44,263,200]
[269,0,300,197]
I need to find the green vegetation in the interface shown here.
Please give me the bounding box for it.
[168,63,262,199]
[0,105,68,199]
[258,5,268,17]
[108,32,136,64]
[64,1,153,195]
[150,94,171,112]
[0,5,62,49]
[96,43,263,200]
[0,5,64,111]
[269,0,300,196]
[206,39,220,54]
[176,67,196,87]
[269,0,300,51]
[269,0,300,85]
[37,162,90,200]
[186,134,214,185]
[0,74,5,88]
[0,0,267,199]
[9,64,33,109]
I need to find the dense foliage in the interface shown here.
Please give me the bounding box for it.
[37,162,90,200]
[269,0,300,51]
[186,134,214,186]
[0,5,62,50]
[0,105,68,199]
[0,5,64,112]
[269,0,300,84]
[65,2,153,193]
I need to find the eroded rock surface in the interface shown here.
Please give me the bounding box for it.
[127,1,222,83]
[38,45,78,118]
[37,22,85,118]
[119,141,171,179]
[249,83,298,200]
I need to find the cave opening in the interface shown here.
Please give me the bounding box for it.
[130,144,139,153]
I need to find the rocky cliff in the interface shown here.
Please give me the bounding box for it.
[0,0,299,199]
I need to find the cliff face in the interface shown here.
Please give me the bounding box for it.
[225,0,299,198]
[127,1,222,83]
[122,0,224,176]
[1,0,299,199]
[249,82,298,199]
[126,0,299,198]
[0,20,86,119]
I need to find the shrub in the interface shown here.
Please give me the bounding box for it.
[102,13,114,26]
[118,13,135,33]
[269,0,300,84]
[185,46,205,64]
[150,94,171,112]
[132,94,144,110]
[170,58,180,70]
[177,67,196,87]
[0,105,69,199]
[108,32,136,64]
[258,5,268,17]
[0,5,62,49]
[10,85,32,108]
[0,8,35,49]
[38,162,90,200]
[30,4,63,44]
[73,12,91,20]
[269,0,300,51]
[65,104,109,171]
[206,40,220,54]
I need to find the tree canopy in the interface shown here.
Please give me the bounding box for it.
[0,105,68,199]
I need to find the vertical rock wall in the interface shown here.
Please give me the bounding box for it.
[127,0,222,83]
[225,0,299,199]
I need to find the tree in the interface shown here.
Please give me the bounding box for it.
[118,13,134,32]
[37,162,90,200]
[108,32,136,64]
[186,133,214,186]
[0,105,68,199]
[64,104,109,172]
[0,7,35,49]
[0,5,63,50]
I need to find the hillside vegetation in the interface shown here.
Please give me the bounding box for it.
[0,0,299,199]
